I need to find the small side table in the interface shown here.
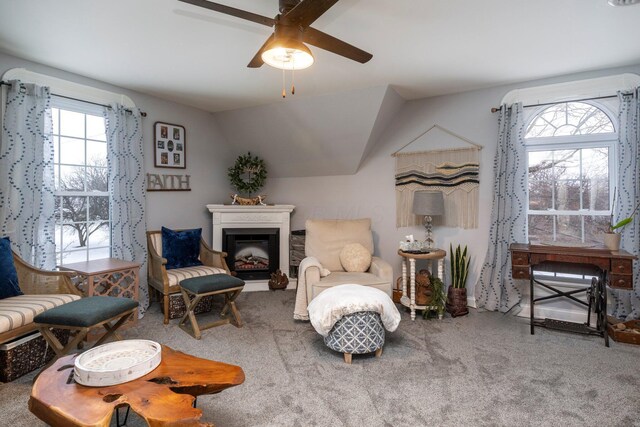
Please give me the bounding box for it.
[398,249,447,320]
[58,258,140,327]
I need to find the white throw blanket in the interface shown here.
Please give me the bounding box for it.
[293,256,330,320]
[307,284,401,336]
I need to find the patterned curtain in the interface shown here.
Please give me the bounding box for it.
[104,105,148,315]
[475,103,527,312]
[610,88,640,320]
[0,80,56,269]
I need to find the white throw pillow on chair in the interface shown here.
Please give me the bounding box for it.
[339,243,372,272]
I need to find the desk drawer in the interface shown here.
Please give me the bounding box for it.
[612,259,633,275]
[511,252,529,266]
[530,253,610,270]
[610,274,633,290]
[512,266,530,280]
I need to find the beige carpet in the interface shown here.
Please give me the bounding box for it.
[2,289,640,426]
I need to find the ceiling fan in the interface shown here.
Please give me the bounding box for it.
[178,0,373,70]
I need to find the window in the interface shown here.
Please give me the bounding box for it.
[525,102,616,245]
[52,98,110,264]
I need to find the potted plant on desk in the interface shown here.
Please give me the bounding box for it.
[604,199,640,251]
[446,243,470,317]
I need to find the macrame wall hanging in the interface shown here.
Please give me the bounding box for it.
[392,125,482,229]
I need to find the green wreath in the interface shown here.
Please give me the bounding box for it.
[228,152,267,195]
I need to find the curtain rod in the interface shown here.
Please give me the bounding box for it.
[0,80,147,117]
[490,92,633,113]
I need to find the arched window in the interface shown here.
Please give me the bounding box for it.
[526,102,615,138]
[525,102,617,245]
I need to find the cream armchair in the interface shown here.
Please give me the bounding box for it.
[293,218,393,320]
[147,230,230,324]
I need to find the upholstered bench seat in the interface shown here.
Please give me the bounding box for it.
[166,265,227,290]
[0,294,81,334]
[179,274,245,339]
[181,274,244,294]
[34,296,139,367]
[34,296,138,327]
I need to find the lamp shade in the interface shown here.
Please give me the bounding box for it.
[412,191,444,216]
[261,38,314,70]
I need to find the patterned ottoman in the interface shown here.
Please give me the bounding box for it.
[324,310,384,364]
[308,284,400,364]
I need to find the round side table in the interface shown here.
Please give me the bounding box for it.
[398,249,447,320]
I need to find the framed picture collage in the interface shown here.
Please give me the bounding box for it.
[154,122,186,168]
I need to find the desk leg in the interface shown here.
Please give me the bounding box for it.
[437,259,444,319]
[529,266,534,335]
[410,258,416,321]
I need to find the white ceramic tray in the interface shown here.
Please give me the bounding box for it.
[74,340,161,387]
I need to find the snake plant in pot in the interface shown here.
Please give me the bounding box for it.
[447,243,470,317]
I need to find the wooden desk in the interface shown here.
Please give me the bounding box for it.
[510,243,636,289]
[510,243,637,346]
[29,345,245,427]
[59,258,140,328]
[398,249,447,320]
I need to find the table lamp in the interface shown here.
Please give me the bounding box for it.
[412,191,444,248]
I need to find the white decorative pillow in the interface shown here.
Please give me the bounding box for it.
[339,243,372,272]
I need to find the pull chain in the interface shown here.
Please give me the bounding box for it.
[291,59,296,95]
[281,66,286,98]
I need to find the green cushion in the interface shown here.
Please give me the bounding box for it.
[34,296,138,327]
[180,274,244,294]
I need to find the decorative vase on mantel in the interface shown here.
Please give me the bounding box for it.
[603,232,621,251]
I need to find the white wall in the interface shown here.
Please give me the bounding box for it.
[0,52,233,245]
[3,49,639,307]
[262,63,640,303]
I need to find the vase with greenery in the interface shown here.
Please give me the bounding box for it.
[446,243,470,317]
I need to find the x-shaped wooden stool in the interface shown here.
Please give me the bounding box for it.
[178,274,245,340]
[34,296,139,370]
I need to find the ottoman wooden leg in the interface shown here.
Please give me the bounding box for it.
[375,347,383,358]
[221,290,243,328]
[344,353,352,364]
[179,289,203,340]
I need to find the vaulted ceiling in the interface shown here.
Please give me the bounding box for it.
[1,0,640,177]
[1,0,639,113]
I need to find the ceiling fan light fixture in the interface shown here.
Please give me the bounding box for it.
[261,38,314,70]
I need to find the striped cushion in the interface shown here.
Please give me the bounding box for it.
[166,265,226,288]
[150,232,162,255]
[0,294,81,334]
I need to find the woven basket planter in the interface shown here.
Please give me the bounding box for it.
[446,287,469,317]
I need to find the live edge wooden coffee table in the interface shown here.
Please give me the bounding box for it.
[29,345,245,427]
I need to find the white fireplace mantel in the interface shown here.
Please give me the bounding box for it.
[206,204,295,290]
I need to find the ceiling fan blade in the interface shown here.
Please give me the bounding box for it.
[178,0,276,27]
[283,0,339,27]
[303,27,372,64]
[247,34,275,68]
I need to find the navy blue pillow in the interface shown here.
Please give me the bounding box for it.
[161,227,203,270]
[0,237,23,299]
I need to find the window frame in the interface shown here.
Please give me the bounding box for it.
[51,96,111,264]
[523,101,618,243]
